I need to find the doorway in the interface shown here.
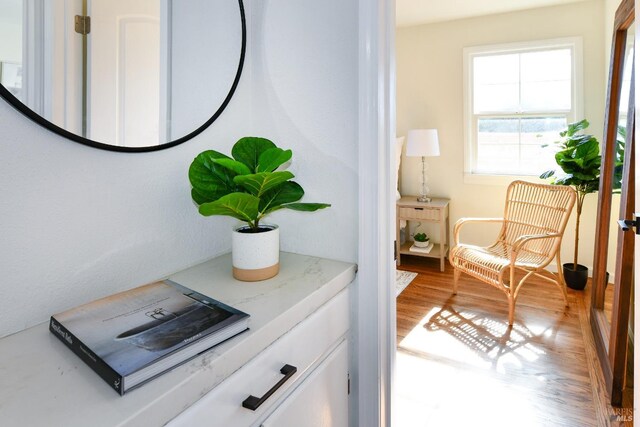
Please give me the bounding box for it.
[392,0,636,425]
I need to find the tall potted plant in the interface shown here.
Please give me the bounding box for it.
[189,136,330,281]
[540,119,600,290]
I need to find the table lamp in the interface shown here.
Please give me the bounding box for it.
[406,129,440,202]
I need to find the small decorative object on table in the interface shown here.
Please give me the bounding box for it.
[410,231,434,254]
[412,232,430,248]
[189,137,331,281]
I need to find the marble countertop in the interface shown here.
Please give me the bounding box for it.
[0,252,356,427]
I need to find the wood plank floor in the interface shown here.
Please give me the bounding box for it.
[395,255,633,427]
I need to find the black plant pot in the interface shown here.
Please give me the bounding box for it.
[563,263,588,290]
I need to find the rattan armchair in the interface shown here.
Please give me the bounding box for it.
[449,180,576,325]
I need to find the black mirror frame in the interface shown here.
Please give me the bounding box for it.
[0,0,246,153]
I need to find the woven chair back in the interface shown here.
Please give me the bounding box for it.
[500,181,576,258]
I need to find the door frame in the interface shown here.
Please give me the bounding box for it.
[356,0,395,426]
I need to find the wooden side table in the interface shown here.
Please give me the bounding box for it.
[396,197,450,271]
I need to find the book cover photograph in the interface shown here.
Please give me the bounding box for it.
[50,280,249,394]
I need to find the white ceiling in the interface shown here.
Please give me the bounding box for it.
[396,0,590,27]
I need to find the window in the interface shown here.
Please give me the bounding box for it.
[463,38,583,180]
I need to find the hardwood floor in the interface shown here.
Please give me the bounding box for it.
[395,255,633,427]
[604,280,616,324]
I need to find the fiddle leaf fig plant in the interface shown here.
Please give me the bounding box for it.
[189,137,331,231]
[539,119,601,270]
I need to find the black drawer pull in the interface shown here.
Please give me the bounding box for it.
[414,208,424,210]
[242,364,297,411]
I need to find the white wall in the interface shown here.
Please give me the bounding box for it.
[604,0,622,70]
[0,0,359,338]
[397,0,610,271]
[248,1,359,262]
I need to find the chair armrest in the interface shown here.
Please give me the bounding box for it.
[511,233,562,257]
[453,218,504,247]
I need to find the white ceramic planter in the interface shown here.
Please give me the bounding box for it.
[413,240,430,248]
[231,224,280,281]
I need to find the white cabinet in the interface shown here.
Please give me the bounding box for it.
[168,288,350,427]
[0,253,356,427]
[261,340,348,427]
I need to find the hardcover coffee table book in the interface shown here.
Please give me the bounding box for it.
[49,280,250,395]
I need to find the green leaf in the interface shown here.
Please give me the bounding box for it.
[566,134,591,148]
[198,193,260,223]
[260,181,305,213]
[566,119,589,136]
[539,170,556,179]
[555,150,572,166]
[283,202,331,212]
[189,150,238,204]
[573,170,598,181]
[618,125,627,139]
[232,137,277,172]
[212,158,252,176]
[234,171,295,197]
[257,148,293,172]
[552,175,574,186]
[575,139,599,160]
[191,188,213,205]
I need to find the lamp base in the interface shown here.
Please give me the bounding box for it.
[417,195,431,203]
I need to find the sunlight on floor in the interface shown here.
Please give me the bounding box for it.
[395,306,563,426]
[398,306,548,374]
[395,351,541,427]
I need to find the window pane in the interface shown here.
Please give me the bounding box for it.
[473,54,519,113]
[519,117,566,175]
[476,118,520,174]
[520,49,572,111]
[474,83,519,113]
[476,117,566,175]
[520,49,571,83]
[521,81,571,111]
[474,54,519,85]
[519,116,566,136]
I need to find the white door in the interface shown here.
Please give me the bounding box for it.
[21,0,83,131]
[47,0,83,133]
[260,340,349,427]
[88,0,160,147]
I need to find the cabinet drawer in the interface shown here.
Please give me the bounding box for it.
[167,288,350,427]
[260,340,348,427]
[399,206,440,221]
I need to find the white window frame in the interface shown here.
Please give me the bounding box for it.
[462,37,583,185]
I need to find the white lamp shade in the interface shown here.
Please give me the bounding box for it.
[406,129,440,157]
